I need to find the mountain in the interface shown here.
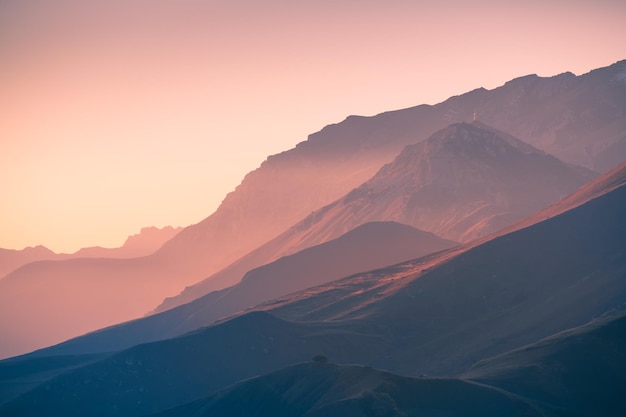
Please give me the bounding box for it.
[471,61,626,173]
[2,157,624,417]
[161,57,626,294]
[149,311,626,417]
[156,59,625,290]
[274,122,595,244]
[1,61,624,359]
[70,226,183,259]
[0,246,56,281]
[0,226,182,281]
[151,362,542,417]
[0,226,183,359]
[22,222,455,357]
[159,121,596,311]
[465,311,626,417]
[0,352,106,406]
[489,160,626,240]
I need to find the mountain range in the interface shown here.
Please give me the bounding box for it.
[2,61,625,358]
[0,119,596,359]
[0,226,182,280]
[158,121,596,312]
[157,59,625,297]
[0,60,625,416]
[20,221,456,357]
[1,158,624,417]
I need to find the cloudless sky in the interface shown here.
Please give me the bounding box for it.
[1,0,625,253]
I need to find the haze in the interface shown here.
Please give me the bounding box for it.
[1,0,625,253]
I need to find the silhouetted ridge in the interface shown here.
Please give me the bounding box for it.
[464,312,626,417]
[150,362,542,417]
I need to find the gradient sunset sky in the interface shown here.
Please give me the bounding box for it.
[2,0,625,253]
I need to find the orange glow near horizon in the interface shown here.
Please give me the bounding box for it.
[1,0,625,253]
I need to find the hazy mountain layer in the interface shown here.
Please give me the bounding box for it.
[157,58,625,289]
[272,122,596,245]
[161,121,595,311]
[2,160,624,417]
[23,222,456,357]
[0,246,56,282]
[69,226,183,259]
[0,226,181,281]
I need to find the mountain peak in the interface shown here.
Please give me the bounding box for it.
[410,121,542,162]
[348,121,598,242]
[504,73,539,86]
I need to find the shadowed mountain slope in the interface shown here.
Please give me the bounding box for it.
[465,312,626,417]
[1,60,623,359]
[151,362,542,417]
[0,352,107,406]
[2,160,625,417]
[149,312,626,417]
[24,222,455,357]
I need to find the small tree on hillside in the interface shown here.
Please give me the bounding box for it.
[312,354,329,363]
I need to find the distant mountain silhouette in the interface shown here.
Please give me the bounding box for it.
[1,60,624,359]
[2,156,624,417]
[0,246,56,281]
[21,222,456,356]
[70,226,183,259]
[0,226,182,280]
[159,121,595,311]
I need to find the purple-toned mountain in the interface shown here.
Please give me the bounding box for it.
[71,226,183,259]
[159,121,595,310]
[20,222,455,357]
[0,246,56,281]
[0,226,182,281]
[328,121,596,242]
[155,59,626,295]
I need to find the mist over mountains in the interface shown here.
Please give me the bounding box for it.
[1,60,625,416]
[1,61,624,357]
[0,226,182,280]
[158,121,595,312]
[22,221,456,357]
[2,158,625,417]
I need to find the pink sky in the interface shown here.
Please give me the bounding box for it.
[1,0,625,253]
